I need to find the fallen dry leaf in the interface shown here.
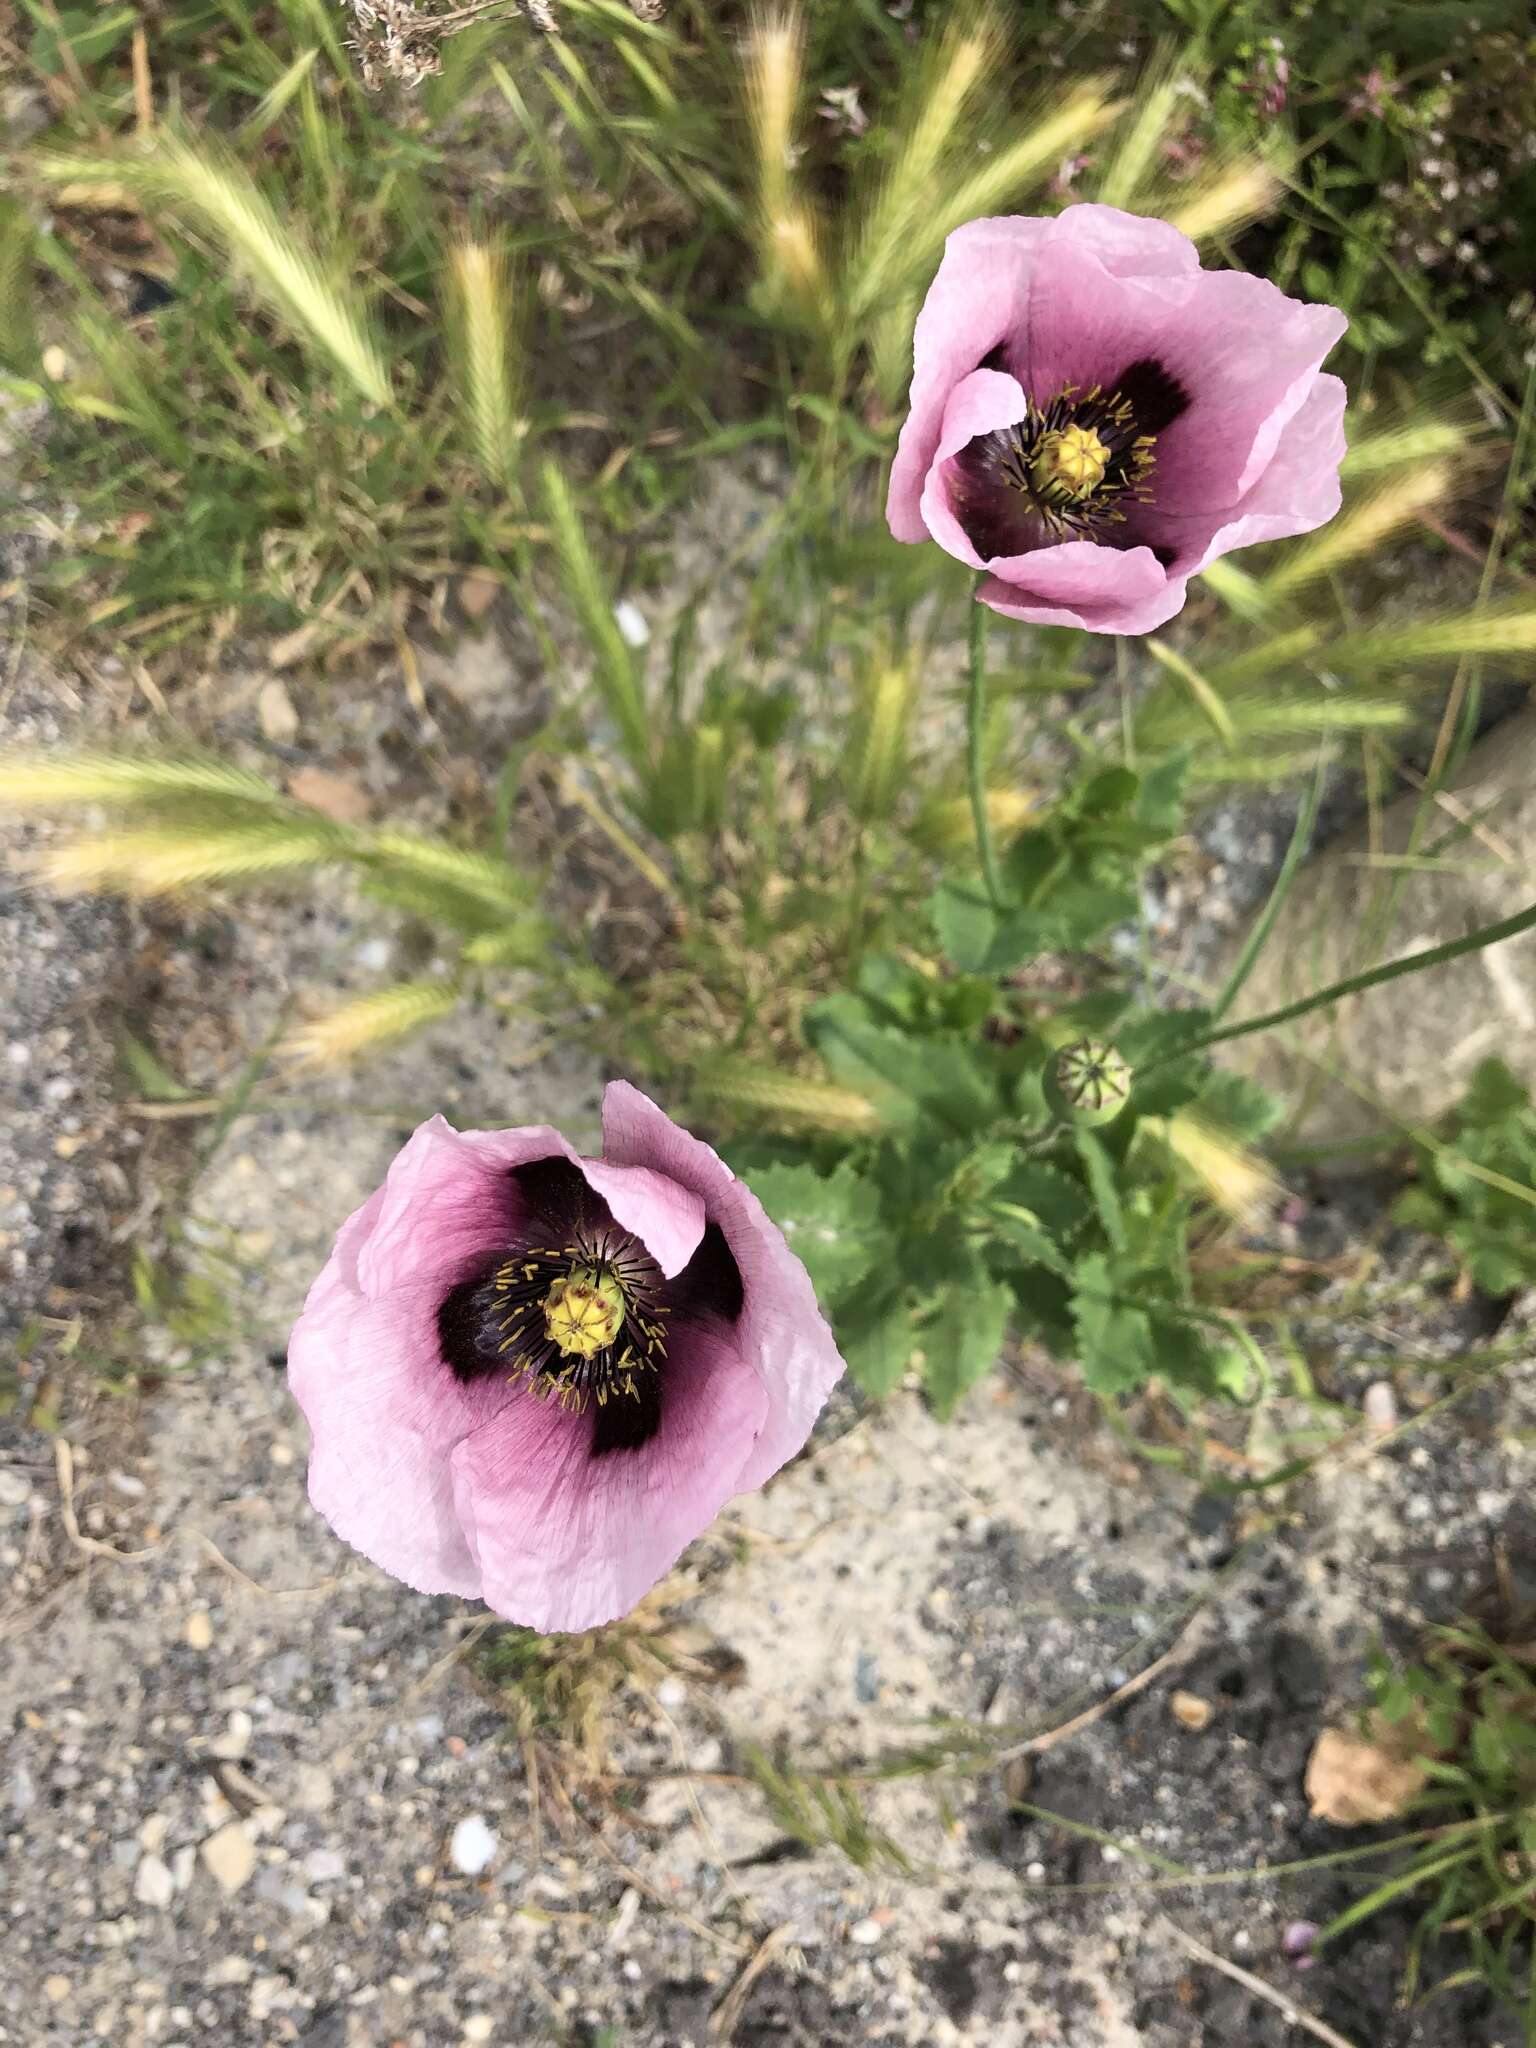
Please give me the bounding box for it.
[1305,1722,1427,1825]
[286,767,373,825]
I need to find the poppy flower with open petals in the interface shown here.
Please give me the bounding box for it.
[287,1083,844,1633]
[887,204,1348,635]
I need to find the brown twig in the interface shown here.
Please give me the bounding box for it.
[543,1770,748,1957]
[55,1439,162,1563]
[993,1609,1215,1766]
[1161,1921,1360,2048]
[708,1924,798,2044]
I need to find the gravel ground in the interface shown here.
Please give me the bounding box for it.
[2,879,1533,2048]
[5,450,1536,2046]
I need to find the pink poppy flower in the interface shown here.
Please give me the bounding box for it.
[287,1083,844,1633]
[886,204,1348,635]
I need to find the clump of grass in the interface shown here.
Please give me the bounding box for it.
[1315,1619,1536,2023]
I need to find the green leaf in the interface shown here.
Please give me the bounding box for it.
[1069,1252,1154,1396]
[835,1276,915,1398]
[804,998,1000,1132]
[747,1161,885,1306]
[1461,1056,1531,1127]
[1075,1129,1127,1253]
[988,1161,1093,1240]
[1135,750,1191,833]
[922,1268,1013,1419]
[930,881,998,973]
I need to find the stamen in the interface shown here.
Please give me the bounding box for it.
[482,1223,668,1414]
[952,363,1183,554]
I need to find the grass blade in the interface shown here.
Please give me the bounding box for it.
[37,135,392,407]
[539,461,651,772]
[447,238,524,496]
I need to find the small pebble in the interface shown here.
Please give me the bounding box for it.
[849,1917,883,1945]
[463,2019,494,2043]
[0,1469,31,1508]
[1363,1381,1397,1434]
[450,1816,498,1876]
[43,1976,70,2004]
[613,599,650,648]
[655,1677,686,1710]
[1170,1690,1215,1732]
[200,1821,257,1894]
[210,1710,253,1761]
[134,1854,175,1910]
[185,1611,213,1651]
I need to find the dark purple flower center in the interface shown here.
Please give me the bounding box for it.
[952,354,1189,560]
[436,1156,742,1457]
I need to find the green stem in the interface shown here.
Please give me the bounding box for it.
[1212,751,1325,1021]
[1158,897,1536,1066]
[966,582,1004,908]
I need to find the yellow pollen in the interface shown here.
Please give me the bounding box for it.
[542,1267,625,1360]
[1035,422,1110,498]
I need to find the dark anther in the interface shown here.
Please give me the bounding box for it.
[667,1222,745,1325]
[590,1368,663,1456]
[1111,358,1190,437]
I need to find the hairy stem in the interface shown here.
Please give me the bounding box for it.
[966,581,1004,908]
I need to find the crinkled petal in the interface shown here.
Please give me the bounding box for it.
[887,215,1051,542]
[600,1081,845,1491]
[918,366,1030,569]
[1153,374,1349,577]
[578,1160,705,1279]
[353,1115,704,1297]
[451,1320,768,1632]
[977,541,1185,635]
[289,1279,510,1598]
[1019,240,1346,514]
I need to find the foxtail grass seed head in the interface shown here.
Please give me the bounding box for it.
[288,1084,846,1633]
[887,205,1347,635]
[1044,1040,1132,1126]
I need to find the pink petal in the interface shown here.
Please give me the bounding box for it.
[1041,204,1200,280]
[353,1116,567,1298]
[976,540,1185,635]
[887,215,1051,542]
[1164,373,1349,575]
[578,1160,705,1279]
[289,1279,508,1598]
[918,366,1030,570]
[450,1320,768,1632]
[352,1115,705,1298]
[1019,240,1346,514]
[600,1081,845,1491]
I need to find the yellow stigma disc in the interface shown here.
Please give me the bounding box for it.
[543,1268,625,1359]
[1035,422,1110,499]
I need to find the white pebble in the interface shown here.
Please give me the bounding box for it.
[849,1917,883,1945]
[450,1815,498,1876]
[463,2020,494,2045]
[655,1677,687,1710]
[134,1854,175,1909]
[613,599,650,649]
